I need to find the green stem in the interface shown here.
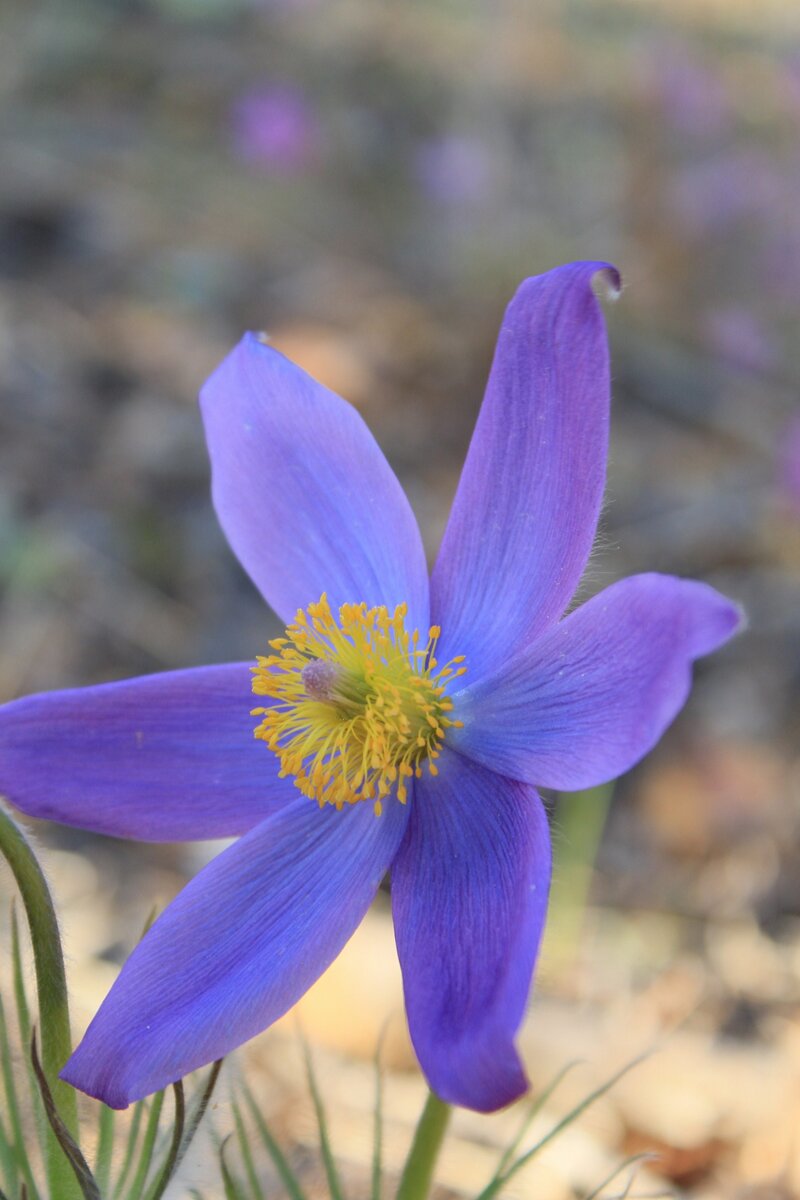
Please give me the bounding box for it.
[395,1091,451,1200]
[547,783,614,969]
[0,804,82,1200]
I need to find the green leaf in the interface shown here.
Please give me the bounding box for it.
[30,1032,99,1200]
[241,1084,307,1200]
[301,1038,345,1200]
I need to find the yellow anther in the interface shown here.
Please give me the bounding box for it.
[251,594,466,815]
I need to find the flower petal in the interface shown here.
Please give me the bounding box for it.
[430,262,620,680]
[62,795,408,1107]
[200,335,429,632]
[391,749,551,1112]
[0,665,291,841]
[449,574,743,790]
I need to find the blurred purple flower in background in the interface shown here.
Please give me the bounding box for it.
[782,53,800,112]
[670,151,782,236]
[414,134,493,208]
[704,307,776,374]
[644,38,732,137]
[759,225,800,305]
[778,415,800,514]
[230,84,320,174]
[0,263,741,1113]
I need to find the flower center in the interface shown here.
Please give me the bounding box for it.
[251,594,466,815]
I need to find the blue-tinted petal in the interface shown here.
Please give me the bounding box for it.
[391,750,551,1112]
[0,665,290,841]
[450,574,743,790]
[200,335,429,632]
[430,262,620,680]
[62,795,408,1107]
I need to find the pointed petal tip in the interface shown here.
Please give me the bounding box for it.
[58,798,408,1115]
[449,573,744,793]
[198,323,430,630]
[511,259,621,304]
[432,1047,529,1113]
[393,756,550,1114]
[60,1056,132,1111]
[591,263,622,302]
[689,585,745,658]
[430,258,617,674]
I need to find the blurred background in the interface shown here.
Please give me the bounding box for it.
[1,0,799,1195]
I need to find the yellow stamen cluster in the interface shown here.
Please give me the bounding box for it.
[251,594,466,815]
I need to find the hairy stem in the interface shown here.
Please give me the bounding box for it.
[0,803,82,1200]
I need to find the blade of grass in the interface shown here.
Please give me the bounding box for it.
[93,1106,115,1196]
[242,1084,307,1200]
[232,1102,264,1200]
[174,1060,224,1175]
[30,1033,99,1200]
[476,1052,651,1200]
[0,1114,19,1195]
[0,995,40,1200]
[583,1153,654,1200]
[301,1038,345,1200]
[122,1091,165,1200]
[143,1083,185,1200]
[610,1191,672,1199]
[112,1101,144,1198]
[220,1137,250,1200]
[493,1059,581,1181]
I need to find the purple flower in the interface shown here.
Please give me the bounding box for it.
[230,85,320,175]
[0,263,741,1113]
